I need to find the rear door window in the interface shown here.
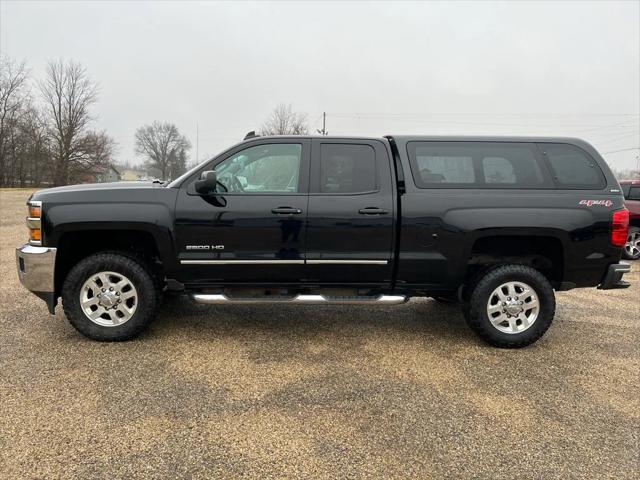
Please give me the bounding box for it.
[628,186,640,200]
[406,142,549,188]
[317,143,377,193]
[540,143,606,189]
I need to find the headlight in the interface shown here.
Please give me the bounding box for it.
[27,200,42,246]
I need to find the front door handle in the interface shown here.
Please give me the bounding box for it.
[358,207,388,215]
[271,207,302,215]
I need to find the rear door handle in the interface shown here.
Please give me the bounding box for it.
[358,207,388,215]
[271,207,302,215]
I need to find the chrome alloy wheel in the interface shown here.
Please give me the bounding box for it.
[625,231,640,259]
[79,271,138,327]
[486,281,539,334]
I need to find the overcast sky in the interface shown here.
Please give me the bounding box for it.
[2,0,639,169]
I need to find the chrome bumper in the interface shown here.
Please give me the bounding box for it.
[16,244,57,313]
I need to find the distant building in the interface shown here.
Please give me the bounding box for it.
[121,169,146,181]
[94,165,121,183]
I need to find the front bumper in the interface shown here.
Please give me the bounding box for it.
[598,262,631,290]
[16,244,57,313]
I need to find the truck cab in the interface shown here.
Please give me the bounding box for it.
[170,136,396,288]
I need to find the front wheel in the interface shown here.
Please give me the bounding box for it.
[62,253,160,341]
[464,264,555,348]
[623,227,640,260]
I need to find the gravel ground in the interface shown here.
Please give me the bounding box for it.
[1,188,638,479]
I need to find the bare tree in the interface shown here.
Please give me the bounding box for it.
[18,106,50,186]
[0,56,30,185]
[81,130,117,169]
[134,121,191,180]
[0,57,115,186]
[260,103,309,135]
[39,60,103,185]
[170,148,188,179]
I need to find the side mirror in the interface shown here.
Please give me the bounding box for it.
[195,170,217,194]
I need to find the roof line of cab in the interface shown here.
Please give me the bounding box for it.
[240,133,593,145]
[169,132,610,190]
[237,134,601,162]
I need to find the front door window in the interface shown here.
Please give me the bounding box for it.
[216,144,302,193]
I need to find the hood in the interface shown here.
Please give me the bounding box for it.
[35,181,162,194]
[30,181,166,203]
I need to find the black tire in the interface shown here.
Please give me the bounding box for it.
[62,252,160,341]
[622,227,640,260]
[464,264,555,348]
[460,265,502,322]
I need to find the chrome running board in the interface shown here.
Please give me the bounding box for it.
[191,293,408,305]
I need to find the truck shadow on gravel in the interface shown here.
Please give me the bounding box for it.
[150,295,474,347]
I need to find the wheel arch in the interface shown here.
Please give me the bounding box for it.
[465,232,566,289]
[54,227,171,298]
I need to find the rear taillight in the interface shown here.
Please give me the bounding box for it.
[610,208,629,247]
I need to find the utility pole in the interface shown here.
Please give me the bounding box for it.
[196,123,199,163]
[317,112,328,135]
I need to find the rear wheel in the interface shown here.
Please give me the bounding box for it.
[62,253,160,341]
[464,264,555,348]
[623,227,640,260]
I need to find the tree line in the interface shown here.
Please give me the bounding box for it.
[1,54,314,187]
[611,167,640,180]
[0,56,196,187]
[0,56,118,187]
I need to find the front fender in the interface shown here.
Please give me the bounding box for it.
[44,202,178,271]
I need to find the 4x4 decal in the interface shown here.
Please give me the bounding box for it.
[579,199,613,207]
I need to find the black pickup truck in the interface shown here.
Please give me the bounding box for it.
[16,134,631,347]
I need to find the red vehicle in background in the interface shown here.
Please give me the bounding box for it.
[620,179,640,260]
